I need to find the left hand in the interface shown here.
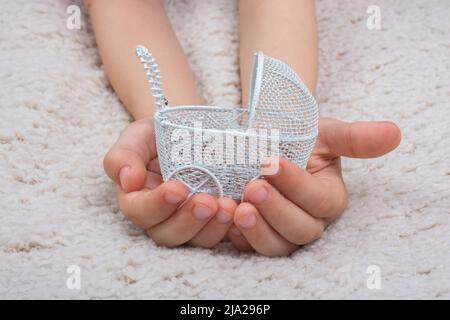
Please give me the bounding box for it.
[228,117,401,256]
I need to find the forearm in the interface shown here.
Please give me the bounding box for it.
[85,0,202,120]
[239,0,318,105]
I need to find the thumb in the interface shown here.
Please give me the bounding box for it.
[103,118,156,192]
[103,147,148,193]
[319,118,402,158]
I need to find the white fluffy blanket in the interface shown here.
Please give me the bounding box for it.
[0,0,449,299]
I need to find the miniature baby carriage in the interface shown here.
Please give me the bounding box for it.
[135,45,319,199]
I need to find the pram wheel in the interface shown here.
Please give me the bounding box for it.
[166,165,224,198]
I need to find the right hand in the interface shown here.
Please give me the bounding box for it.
[103,118,237,248]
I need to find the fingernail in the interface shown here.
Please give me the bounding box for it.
[230,225,242,236]
[261,157,281,176]
[193,204,214,220]
[248,186,268,204]
[216,210,232,224]
[164,191,185,204]
[237,212,256,229]
[119,166,130,190]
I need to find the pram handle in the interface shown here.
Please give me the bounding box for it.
[135,45,169,111]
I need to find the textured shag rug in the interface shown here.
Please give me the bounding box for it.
[0,0,449,299]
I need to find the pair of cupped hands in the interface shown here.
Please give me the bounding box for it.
[104,117,400,256]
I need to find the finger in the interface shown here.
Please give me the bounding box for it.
[244,180,325,245]
[116,180,188,229]
[147,157,161,174]
[227,225,253,252]
[188,197,237,248]
[147,193,219,248]
[142,171,163,190]
[263,157,348,218]
[319,118,401,158]
[234,203,298,257]
[103,118,156,192]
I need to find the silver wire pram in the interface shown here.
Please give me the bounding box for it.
[135,45,318,199]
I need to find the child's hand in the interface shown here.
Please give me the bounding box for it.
[103,118,237,248]
[228,118,401,256]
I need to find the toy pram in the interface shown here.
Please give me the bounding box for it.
[135,45,318,199]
